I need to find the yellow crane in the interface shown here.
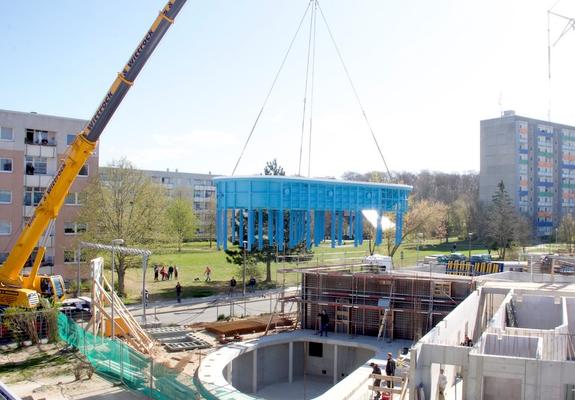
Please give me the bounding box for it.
[0,0,187,308]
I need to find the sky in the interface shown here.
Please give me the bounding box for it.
[1,0,575,178]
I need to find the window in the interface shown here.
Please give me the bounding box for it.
[64,192,83,205]
[0,252,7,263]
[0,158,12,172]
[0,220,11,235]
[66,134,75,145]
[64,249,86,263]
[79,165,88,176]
[25,129,55,146]
[64,250,76,263]
[25,156,48,175]
[24,186,45,206]
[0,127,14,141]
[309,342,323,357]
[64,222,87,235]
[0,190,12,204]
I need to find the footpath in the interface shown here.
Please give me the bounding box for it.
[126,286,299,321]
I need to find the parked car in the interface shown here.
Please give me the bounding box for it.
[437,253,467,264]
[470,254,492,263]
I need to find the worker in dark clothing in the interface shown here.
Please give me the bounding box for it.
[317,310,329,337]
[385,352,396,388]
[370,362,382,400]
[229,277,237,296]
[175,281,182,303]
[462,334,473,347]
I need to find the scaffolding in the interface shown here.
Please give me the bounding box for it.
[281,263,475,340]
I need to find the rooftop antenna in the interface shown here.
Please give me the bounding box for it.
[547,0,574,122]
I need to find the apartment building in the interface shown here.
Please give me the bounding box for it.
[0,109,97,278]
[99,167,218,240]
[145,169,218,239]
[480,111,575,238]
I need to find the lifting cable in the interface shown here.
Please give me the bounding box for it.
[307,2,317,178]
[231,2,313,176]
[298,0,317,176]
[316,1,393,182]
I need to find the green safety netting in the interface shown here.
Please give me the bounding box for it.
[57,313,203,399]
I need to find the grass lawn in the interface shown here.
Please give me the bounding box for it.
[117,239,490,302]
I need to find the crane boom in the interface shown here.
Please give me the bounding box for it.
[0,0,187,291]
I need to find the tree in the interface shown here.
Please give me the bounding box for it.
[205,194,217,248]
[264,159,285,176]
[385,199,447,257]
[558,214,575,253]
[485,181,519,260]
[166,196,197,252]
[78,158,167,295]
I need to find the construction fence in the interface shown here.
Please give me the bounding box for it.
[57,313,203,400]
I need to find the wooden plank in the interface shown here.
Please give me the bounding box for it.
[368,385,402,394]
[370,374,404,382]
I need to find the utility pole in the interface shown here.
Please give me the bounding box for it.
[243,241,248,297]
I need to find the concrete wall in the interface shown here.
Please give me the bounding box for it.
[230,340,375,394]
[231,351,255,393]
[257,343,289,388]
[479,116,518,204]
[483,376,522,400]
[306,342,335,378]
[420,289,481,346]
[467,353,575,400]
[514,295,562,330]
[482,334,539,358]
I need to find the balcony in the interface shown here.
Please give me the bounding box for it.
[25,143,56,158]
[24,174,53,187]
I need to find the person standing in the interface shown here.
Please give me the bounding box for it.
[174,265,179,280]
[229,276,237,296]
[248,276,256,293]
[317,310,329,337]
[205,266,212,282]
[176,282,182,303]
[370,362,382,400]
[438,368,447,400]
[160,265,167,281]
[168,265,174,280]
[385,352,396,388]
[153,265,159,282]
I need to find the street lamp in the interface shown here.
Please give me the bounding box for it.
[468,232,474,260]
[110,238,124,339]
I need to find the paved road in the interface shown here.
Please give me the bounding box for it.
[128,287,298,326]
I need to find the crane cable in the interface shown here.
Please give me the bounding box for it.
[231,2,312,176]
[307,1,318,178]
[316,1,393,182]
[298,0,317,176]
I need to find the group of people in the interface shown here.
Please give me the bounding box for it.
[153,264,178,281]
[370,353,397,400]
[227,276,257,296]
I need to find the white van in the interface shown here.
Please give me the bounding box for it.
[363,254,393,273]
